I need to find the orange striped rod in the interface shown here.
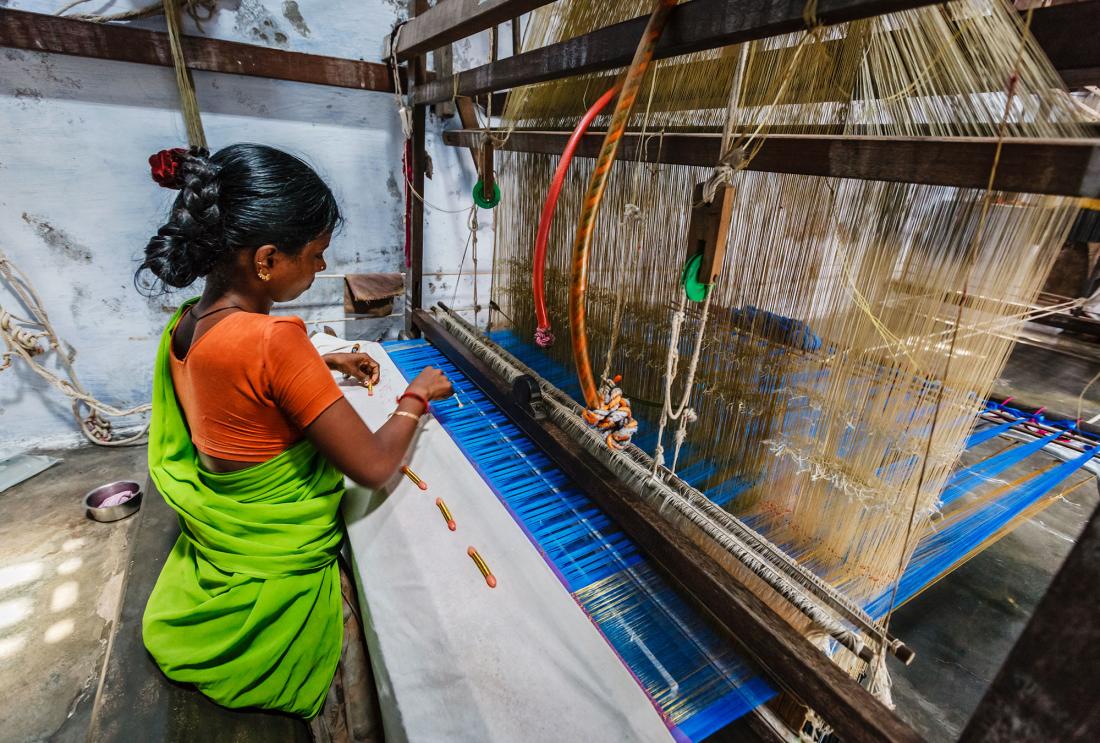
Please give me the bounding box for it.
[568,0,676,407]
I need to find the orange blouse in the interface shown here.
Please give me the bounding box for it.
[170,312,344,462]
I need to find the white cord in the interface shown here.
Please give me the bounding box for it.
[0,248,150,445]
[651,287,714,474]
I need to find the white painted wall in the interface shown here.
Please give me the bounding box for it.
[0,0,492,451]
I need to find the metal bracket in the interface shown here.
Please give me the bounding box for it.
[512,374,547,420]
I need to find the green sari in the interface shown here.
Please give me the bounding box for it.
[143,301,345,718]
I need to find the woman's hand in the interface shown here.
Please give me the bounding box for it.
[323,352,380,386]
[407,366,453,401]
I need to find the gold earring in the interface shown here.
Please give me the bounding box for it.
[257,267,270,281]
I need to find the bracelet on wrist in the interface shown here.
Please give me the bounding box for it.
[389,410,421,423]
[397,390,430,413]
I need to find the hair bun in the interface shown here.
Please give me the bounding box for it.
[149,148,188,189]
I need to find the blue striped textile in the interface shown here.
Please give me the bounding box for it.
[384,338,776,741]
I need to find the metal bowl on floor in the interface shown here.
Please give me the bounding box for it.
[84,480,143,523]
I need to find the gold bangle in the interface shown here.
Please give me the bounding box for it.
[390,410,421,423]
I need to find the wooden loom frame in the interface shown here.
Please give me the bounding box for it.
[397,0,1100,741]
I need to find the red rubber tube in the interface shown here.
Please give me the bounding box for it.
[532,84,619,348]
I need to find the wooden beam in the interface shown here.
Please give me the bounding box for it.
[406,0,430,337]
[444,129,1100,197]
[410,0,1099,104]
[0,8,397,92]
[959,499,1100,741]
[413,307,922,743]
[410,0,949,105]
[394,0,552,60]
[1029,0,1100,88]
[455,97,482,166]
[408,105,427,333]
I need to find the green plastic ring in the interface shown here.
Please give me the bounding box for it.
[680,253,710,302]
[472,179,501,209]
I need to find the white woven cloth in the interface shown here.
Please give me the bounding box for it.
[312,335,671,743]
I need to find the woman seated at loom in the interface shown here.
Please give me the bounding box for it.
[135,143,452,737]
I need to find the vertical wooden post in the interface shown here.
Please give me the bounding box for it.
[479,137,495,198]
[408,104,427,336]
[433,42,455,118]
[407,0,430,336]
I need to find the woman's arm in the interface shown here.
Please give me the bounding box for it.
[305,366,452,489]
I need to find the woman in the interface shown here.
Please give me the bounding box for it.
[137,144,451,738]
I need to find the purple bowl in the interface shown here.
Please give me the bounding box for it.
[83,480,143,523]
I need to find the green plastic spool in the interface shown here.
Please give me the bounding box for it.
[680,253,710,302]
[473,179,501,209]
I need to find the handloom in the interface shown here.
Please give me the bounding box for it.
[333,315,1097,741]
[388,0,1100,738]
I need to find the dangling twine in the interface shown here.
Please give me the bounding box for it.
[0,248,150,445]
[652,286,714,475]
[162,0,207,148]
[700,43,751,205]
[471,206,481,320]
[389,23,414,142]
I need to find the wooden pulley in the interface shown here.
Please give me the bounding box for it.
[473,136,500,208]
[681,181,734,301]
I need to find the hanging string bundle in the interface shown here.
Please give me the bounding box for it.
[162,0,207,148]
[0,249,151,445]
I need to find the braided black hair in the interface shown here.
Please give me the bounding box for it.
[137,144,341,293]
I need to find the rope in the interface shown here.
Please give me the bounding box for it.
[389,22,414,142]
[162,0,207,148]
[581,376,639,450]
[651,287,714,474]
[0,307,47,367]
[0,248,149,446]
[471,206,480,320]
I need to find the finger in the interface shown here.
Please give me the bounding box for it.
[346,364,371,384]
[359,360,381,385]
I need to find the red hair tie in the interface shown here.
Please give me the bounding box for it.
[149,148,188,189]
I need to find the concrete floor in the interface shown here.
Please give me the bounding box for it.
[885,330,1100,741]
[887,469,1097,741]
[0,445,145,743]
[0,337,1095,742]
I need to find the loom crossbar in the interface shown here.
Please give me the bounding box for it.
[444,130,1100,198]
[407,0,1100,105]
[408,0,951,105]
